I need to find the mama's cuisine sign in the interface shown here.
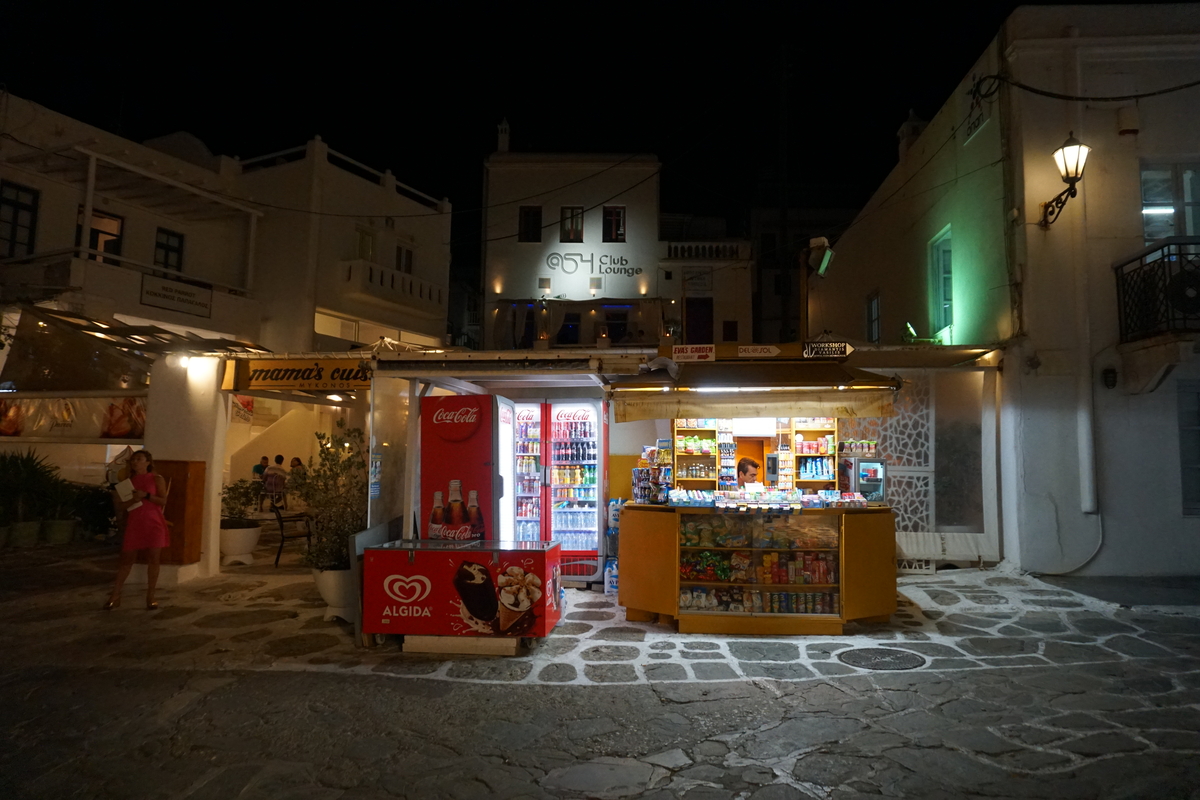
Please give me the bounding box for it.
[221,359,372,393]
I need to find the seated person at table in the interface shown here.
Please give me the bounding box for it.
[737,457,760,487]
[261,455,289,509]
[252,455,269,480]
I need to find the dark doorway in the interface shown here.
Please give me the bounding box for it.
[685,298,714,344]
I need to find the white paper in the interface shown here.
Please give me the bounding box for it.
[115,479,142,511]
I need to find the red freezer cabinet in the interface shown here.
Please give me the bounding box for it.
[362,540,562,638]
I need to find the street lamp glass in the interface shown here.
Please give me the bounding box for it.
[1052,132,1090,184]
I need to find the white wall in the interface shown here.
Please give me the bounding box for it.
[142,357,226,582]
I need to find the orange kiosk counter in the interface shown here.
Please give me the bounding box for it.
[619,505,896,635]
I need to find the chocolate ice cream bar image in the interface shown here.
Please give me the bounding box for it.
[453,561,498,622]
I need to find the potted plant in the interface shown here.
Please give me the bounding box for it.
[219,478,264,566]
[74,483,116,541]
[290,419,367,621]
[40,478,77,545]
[6,449,56,547]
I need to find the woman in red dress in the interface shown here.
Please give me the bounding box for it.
[104,450,171,610]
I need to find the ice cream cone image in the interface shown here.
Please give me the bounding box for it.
[496,567,542,633]
[497,598,528,632]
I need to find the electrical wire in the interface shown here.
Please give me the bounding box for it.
[974,72,1200,104]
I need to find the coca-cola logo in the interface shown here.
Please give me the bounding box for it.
[500,406,513,424]
[428,398,483,442]
[516,409,535,421]
[555,408,593,422]
[439,525,476,540]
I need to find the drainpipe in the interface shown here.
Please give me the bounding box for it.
[1066,33,1098,516]
[80,154,96,259]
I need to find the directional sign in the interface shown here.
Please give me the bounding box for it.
[802,342,855,359]
[737,345,781,358]
[673,344,715,362]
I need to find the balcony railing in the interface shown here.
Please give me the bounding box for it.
[325,260,445,318]
[1114,237,1200,343]
[664,241,749,260]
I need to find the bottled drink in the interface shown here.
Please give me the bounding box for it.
[447,480,466,524]
[428,491,445,538]
[467,490,485,540]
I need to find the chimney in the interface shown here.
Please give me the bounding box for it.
[897,109,928,163]
[497,119,510,153]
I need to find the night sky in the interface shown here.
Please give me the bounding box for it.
[0,2,1140,282]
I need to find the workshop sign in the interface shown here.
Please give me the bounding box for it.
[222,359,372,392]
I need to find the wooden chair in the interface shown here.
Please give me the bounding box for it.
[271,503,312,567]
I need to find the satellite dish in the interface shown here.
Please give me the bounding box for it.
[1166,270,1200,316]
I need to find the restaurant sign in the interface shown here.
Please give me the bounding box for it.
[221,359,372,392]
[141,274,213,318]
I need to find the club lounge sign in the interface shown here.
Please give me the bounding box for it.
[221,358,372,392]
[546,252,643,278]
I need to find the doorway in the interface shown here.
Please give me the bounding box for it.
[685,297,713,344]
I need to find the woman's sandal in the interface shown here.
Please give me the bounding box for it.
[146,600,159,610]
[103,597,120,610]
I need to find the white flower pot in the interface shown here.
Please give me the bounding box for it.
[219,524,262,566]
[312,568,355,622]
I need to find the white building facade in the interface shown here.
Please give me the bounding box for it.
[482,130,752,349]
[815,4,1200,576]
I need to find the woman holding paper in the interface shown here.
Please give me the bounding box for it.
[104,450,170,610]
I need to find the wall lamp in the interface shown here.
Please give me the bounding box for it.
[1040,132,1091,227]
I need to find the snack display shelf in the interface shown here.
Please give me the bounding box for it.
[618,504,896,636]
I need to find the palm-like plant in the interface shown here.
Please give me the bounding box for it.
[2,449,59,523]
[290,419,367,571]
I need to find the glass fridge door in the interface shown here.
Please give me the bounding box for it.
[513,403,543,542]
[548,401,599,552]
[857,459,886,502]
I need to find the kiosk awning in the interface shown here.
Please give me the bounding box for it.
[608,361,901,421]
[611,388,895,422]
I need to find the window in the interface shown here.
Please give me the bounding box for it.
[538,277,551,292]
[589,277,603,294]
[1179,381,1200,515]
[722,320,738,342]
[518,206,542,242]
[154,228,184,272]
[759,232,777,266]
[560,206,583,243]
[396,246,413,274]
[930,227,952,333]
[1141,164,1200,245]
[556,312,581,344]
[866,291,881,343]
[0,181,38,258]
[605,308,629,343]
[75,208,124,264]
[602,206,626,242]
[356,229,375,262]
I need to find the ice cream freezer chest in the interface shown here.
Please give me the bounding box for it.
[362,540,562,638]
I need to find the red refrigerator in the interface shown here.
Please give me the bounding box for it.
[419,394,516,542]
[513,399,607,585]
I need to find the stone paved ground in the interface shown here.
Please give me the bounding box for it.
[0,540,1197,798]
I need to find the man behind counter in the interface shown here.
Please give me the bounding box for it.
[737,457,760,487]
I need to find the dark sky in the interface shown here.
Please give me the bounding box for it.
[0,3,1129,281]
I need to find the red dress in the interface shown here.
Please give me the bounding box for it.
[123,472,170,551]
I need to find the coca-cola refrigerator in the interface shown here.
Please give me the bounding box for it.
[512,399,607,585]
[421,394,606,585]
[421,394,515,542]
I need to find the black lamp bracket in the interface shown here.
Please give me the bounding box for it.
[1040,184,1078,227]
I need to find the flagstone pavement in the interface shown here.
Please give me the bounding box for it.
[0,540,1197,799]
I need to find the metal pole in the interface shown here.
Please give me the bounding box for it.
[80,154,96,259]
[245,213,257,292]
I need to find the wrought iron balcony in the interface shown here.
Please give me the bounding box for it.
[1114,237,1200,343]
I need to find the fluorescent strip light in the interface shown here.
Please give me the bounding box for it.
[1142,207,1175,215]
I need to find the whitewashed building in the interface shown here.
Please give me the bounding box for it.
[482,124,752,349]
[814,4,1200,576]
